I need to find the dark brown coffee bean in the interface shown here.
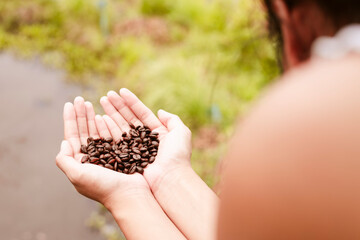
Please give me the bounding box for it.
[129,122,135,129]
[124,168,129,174]
[115,156,121,163]
[80,145,87,153]
[122,132,127,137]
[104,154,111,159]
[151,141,159,147]
[105,137,113,143]
[81,155,89,163]
[149,156,155,163]
[114,162,118,171]
[133,154,141,161]
[100,160,107,165]
[98,147,104,153]
[108,158,116,165]
[90,157,100,163]
[129,165,136,174]
[136,166,144,174]
[132,148,141,154]
[151,152,157,156]
[105,164,114,170]
[140,162,148,168]
[104,143,112,151]
[129,129,139,137]
[119,153,129,158]
[87,137,94,144]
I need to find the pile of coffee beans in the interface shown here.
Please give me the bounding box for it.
[80,124,159,174]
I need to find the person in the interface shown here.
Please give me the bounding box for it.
[56,0,360,239]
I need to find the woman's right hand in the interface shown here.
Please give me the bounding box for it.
[56,97,150,209]
[100,89,193,192]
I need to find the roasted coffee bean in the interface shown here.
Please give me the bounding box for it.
[129,122,136,129]
[81,155,89,163]
[108,158,116,165]
[132,148,141,154]
[129,165,136,174]
[105,164,114,170]
[140,162,148,168]
[104,143,112,151]
[114,162,118,171]
[81,126,159,174]
[81,145,87,154]
[136,166,144,174]
[149,156,155,163]
[90,157,100,163]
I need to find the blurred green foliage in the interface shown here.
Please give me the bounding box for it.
[0,0,279,186]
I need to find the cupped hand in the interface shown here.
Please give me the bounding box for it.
[56,97,149,208]
[100,89,192,191]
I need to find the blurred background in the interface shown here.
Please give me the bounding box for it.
[0,0,279,239]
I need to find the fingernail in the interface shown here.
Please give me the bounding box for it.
[120,88,131,95]
[107,90,118,96]
[100,96,107,103]
[74,96,84,102]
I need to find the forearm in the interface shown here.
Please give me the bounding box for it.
[106,190,186,240]
[151,166,219,240]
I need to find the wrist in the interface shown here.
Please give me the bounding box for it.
[103,186,152,214]
[149,163,196,197]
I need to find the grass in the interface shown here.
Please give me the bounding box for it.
[0,0,278,200]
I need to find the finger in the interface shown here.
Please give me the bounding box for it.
[102,115,123,141]
[119,88,164,130]
[56,140,82,181]
[63,102,81,156]
[84,101,99,138]
[100,96,131,132]
[106,90,143,127]
[95,115,112,139]
[74,96,89,145]
[158,109,186,131]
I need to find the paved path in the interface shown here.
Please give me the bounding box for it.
[0,54,103,240]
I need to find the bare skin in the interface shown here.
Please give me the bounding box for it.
[218,55,360,239]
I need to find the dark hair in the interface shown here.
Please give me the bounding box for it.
[264,0,360,67]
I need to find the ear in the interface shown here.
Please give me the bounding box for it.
[272,0,303,69]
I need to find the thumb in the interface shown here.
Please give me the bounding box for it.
[157,109,187,131]
[56,140,81,179]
